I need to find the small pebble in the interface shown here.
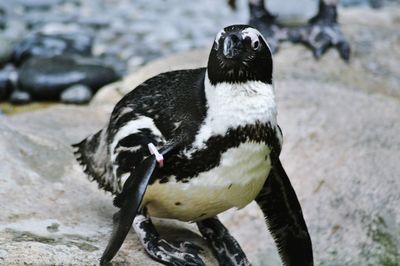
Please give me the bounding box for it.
[60,84,92,104]
[9,90,31,104]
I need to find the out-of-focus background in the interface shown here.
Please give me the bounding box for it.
[0,0,399,265]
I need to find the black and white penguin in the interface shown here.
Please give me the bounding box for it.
[73,24,313,266]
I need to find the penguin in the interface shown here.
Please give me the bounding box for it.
[73,24,313,266]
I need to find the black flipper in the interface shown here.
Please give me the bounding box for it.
[255,158,313,266]
[100,143,178,265]
[100,155,156,265]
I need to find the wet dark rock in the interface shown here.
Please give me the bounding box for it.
[9,90,31,104]
[13,33,93,65]
[17,56,120,100]
[60,84,92,104]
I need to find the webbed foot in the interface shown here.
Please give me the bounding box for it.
[133,214,205,266]
[289,2,350,61]
[197,217,251,266]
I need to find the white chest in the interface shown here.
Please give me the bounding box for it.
[185,77,278,156]
[142,142,271,221]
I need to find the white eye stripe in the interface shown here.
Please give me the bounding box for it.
[214,29,225,47]
[242,28,271,52]
[242,29,259,42]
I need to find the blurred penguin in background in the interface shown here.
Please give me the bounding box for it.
[229,0,352,61]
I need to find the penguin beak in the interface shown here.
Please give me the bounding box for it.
[223,33,244,59]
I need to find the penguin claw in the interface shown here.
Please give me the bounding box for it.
[170,240,204,254]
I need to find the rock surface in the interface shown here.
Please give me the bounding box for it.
[1,7,400,266]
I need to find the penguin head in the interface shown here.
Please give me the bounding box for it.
[207,25,273,85]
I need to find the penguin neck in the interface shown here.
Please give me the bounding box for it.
[204,71,276,109]
[186,72,278,153]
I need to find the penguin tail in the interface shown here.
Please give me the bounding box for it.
[72,129,117,194]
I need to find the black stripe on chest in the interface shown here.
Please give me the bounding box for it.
[156,121,281,184]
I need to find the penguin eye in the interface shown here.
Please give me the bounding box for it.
[252,40,260,50]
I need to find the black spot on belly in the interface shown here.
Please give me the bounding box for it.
[159,176,169,183]
[175,202,182,206]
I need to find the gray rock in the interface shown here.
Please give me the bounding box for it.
[60,84,92,104]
